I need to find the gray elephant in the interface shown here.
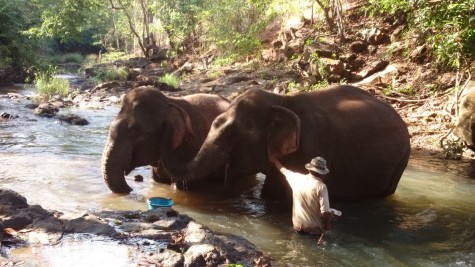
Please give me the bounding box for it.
[101,86,230,193]
[162,85,410,201]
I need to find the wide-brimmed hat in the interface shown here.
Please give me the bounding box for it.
[305,157,330,175]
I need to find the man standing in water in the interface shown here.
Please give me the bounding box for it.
[269,156,333,238]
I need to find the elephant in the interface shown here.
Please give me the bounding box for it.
[161,85,411,202]
[101,86,230,193]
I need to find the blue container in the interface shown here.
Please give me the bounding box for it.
[147,197,174,209]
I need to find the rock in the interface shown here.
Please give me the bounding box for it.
[108,95,121,104]
[320,58,345,76]
[34,103,59,118]
[303,41,339,60]
[410,44,428,63]
[0,189,28,208]
[57,114,89,126]
[0,112,18,119]
[350,41,368,53]
[134,174,144,182]
[284,39,305,58]
[361,28,390,45]
[222,74,253,85]
[0,176,271,265]
[24,103,38,109]
[94,81,121,91]
[356,60,389,79]
[63,214,117,236]
[353,64,399,87]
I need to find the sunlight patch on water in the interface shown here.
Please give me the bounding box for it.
[9,235,135,267]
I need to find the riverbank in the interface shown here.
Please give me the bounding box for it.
[0,189,271,266]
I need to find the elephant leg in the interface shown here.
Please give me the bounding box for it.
[383,148,410,197]
[151,162,172,184]
[261,170,292,204]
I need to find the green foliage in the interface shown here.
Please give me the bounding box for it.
[417,1,475,69]
[200,0,273,57]
[0,0,42,68]
[309,80,330,91]
[95,66,129,82]
[366,0,412,16]
[82,54,98,69]
[33,66,70,102]
[367,0,475,70]
[441,138,465,160]
[26,0,108,42]
[158,73,181,88]
[49,53,84,65]
[212,56,236,68]
[100,52,130,63]
[309,52,329,80]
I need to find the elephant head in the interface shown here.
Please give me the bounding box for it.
[102,86,229,193]
[162,89,301,184]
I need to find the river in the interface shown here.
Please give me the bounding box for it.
[1,84,474,266]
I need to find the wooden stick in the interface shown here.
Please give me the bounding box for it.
[317,232,325,246]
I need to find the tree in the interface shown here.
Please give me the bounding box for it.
[0,0,42,68]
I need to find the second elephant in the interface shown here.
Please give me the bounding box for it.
[162,85,411,201]
[102,86,230,193]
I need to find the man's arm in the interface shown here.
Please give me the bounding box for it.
[269,156,288,175]
[319,185,332,231]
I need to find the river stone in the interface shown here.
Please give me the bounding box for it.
[145,250,184,267]
[131,229,172,240]
[0,189,28,208]
[57,114,89,125]
[34,103,59,117]
[63,214,117,236]
[184,244,225,266]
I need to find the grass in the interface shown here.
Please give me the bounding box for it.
[34,67,70,102]
[159,73,180,88]
[96,66,129,82]
[49,53,84,65]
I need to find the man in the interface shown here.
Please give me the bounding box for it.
[269,156,332,235]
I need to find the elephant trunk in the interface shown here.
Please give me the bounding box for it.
[160,135,229,182]
[101,138,133,193]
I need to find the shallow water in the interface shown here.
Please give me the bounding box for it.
[1,84,475,266]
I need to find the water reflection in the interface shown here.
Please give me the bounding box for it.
[1,85,475,266]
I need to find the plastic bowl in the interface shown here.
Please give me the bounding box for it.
[147,197,174,209]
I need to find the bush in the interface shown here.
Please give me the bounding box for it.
[62,53,84,63]
[48,53,84,65]
[100,51,129,63]
[158,73,180,88]
[367,0,475,69]
[96,66,129,82]
[34,67,70,102]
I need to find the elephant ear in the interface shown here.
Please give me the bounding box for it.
[167,103,194,149]
[267,106,301,159]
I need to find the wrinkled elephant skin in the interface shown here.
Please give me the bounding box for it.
[165,85,410,201]
[101,86,230,193]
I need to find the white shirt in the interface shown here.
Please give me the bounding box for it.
[282,169,331,234]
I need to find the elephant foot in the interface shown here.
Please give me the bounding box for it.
[151,166,172,184]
